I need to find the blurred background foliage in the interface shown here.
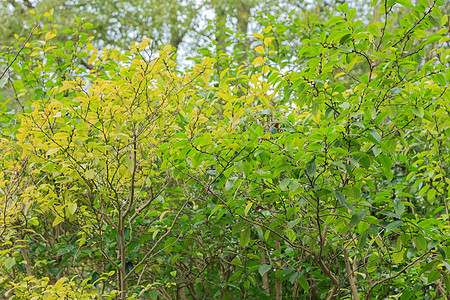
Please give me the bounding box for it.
[2,0,449,117]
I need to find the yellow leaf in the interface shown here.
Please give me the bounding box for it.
[164,45,172,52]
[52,215,64,227]
[29,10,35,15]
[264,37,274,47]
[202,72,210,84]
[203,57,211,65]
[255,46,265,54]
[252,57,264,67]
[334,72,345,79]
[260,96,270,107]
[245,202,253,215]
[88,53,97,65]
[138,41,149,50]
[220,68,229,79]
[50,8,54,15]
[264,25,273,33]
[225,143,240,149]
[45,32,56,41]
[86,43,97,51]
[252,33,264,39]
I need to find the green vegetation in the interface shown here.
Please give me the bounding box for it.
[1,0,450,299]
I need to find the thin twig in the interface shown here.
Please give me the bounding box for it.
[0,21,39,81]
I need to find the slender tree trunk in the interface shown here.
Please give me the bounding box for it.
[274,240,282,300]
[236,0,253,64]
[118,215,127,300]
[344,249,360,300]
[215,2,227,53]
[178,272,187,300]
[18,232,32,277]
[261,250,270,295]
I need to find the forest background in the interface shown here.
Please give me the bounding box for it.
[1,0,450,299]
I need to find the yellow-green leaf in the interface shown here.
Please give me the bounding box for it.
[46,148,59,156]
[85,169,95,179]
[244,202,253,215]
[68,202,77,215]
[53,216,64,227]
[255,46,265,54]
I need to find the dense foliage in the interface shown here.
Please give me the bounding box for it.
[1,0,450,299]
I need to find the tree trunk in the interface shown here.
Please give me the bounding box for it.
[261,250,270,295]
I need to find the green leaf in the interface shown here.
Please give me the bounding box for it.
[231,257,242,266]
[209,205,225,220]
[396,0,413,7]
[4,257,15,269]
[83,23,93,29]
[337,3,349,13]
[359,156,371,169]
[340,33,352,44]
[259,264,272,276]
[288,180,299,192]
[412,107,424,118]
[232,222,245,235]
[368,129,381,144]
[386,220,403,232]
[437,245,446,260]
[428,240,440,250]
[286,229,296,242]
[379,154,392,171]
[393,200,405,216]
[428,15,442,27]
[347,8,356,21]
[357,231,369,250]
[346,187,361,199]
[225,177,238,191]
[164,237,177,253]
[240,228,251,247]
[335,191,354,212]
[280,178,290,190]
[306,160,316,177]
[432,74,446,86]
[392,248,405,264]
[287,218,301,229]
[298,275,310,291]
[254,226,264,240]
[416,235,427,252]
[13,80,24,90]
[368,24,382,37]
[350,209,367,227]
